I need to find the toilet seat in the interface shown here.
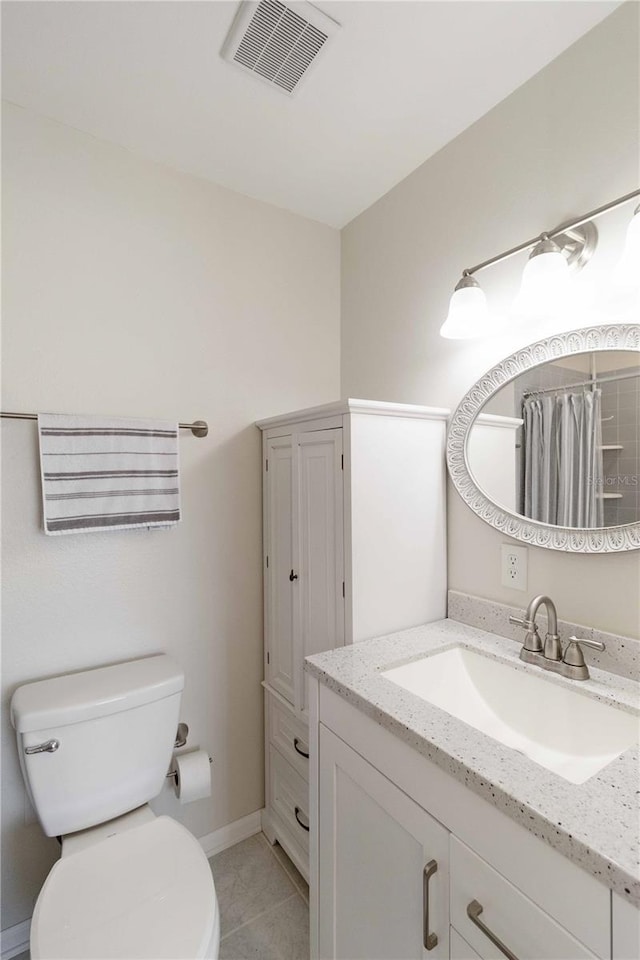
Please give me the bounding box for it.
[31,816,219,960]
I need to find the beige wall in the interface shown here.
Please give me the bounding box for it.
[1,103,340,929]
[341,5,640,639]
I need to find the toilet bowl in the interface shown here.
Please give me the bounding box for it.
[11,655,220,960]
[31,809,220,960]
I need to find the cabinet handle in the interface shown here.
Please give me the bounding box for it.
[422,859,438,951]
[293,737,309,758]
[294,806,310,832]
[467,900,519,960]
[289,569,298,582]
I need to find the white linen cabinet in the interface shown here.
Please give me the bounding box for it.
[257,399,449,878]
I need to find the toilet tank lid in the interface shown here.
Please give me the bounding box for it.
[11,655,184,733]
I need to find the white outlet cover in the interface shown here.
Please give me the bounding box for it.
[501,543,528,591]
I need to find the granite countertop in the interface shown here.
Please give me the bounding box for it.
[305,618,640,905]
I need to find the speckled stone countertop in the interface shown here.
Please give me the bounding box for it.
[305,619,640,905]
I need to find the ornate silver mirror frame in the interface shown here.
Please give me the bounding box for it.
[446,323,640,552]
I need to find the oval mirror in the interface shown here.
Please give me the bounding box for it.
[446,324,640,552]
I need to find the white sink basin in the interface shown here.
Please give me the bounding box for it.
[381,646,639,784]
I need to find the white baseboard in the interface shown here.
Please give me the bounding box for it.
[0,810,264,958]
[198,809,263,859]
[1,917,30,960]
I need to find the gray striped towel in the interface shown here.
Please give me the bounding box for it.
[38,414,181,535]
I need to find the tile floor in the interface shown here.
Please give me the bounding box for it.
[11,832,309,960]
[213,833,309,960]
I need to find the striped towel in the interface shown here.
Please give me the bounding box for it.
[38,414,181,535]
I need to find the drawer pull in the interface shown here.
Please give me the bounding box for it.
[467,899,519,960]
[293,737,309,758]
[294,806,310,832]
[422,859,438,951]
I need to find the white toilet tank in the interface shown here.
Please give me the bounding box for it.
[11,655,184,837]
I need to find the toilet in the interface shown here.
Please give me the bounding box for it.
[10,655,220,960]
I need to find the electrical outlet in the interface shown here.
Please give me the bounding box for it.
[501,544,528,591]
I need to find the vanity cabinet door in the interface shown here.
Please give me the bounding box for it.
[297,428,344,718]
[264,428,344,715]
[318,725,449,960]
[264,435,297,705]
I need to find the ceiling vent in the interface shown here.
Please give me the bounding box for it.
[221,0,340,95]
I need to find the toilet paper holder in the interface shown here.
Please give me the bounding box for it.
[174,723,189,749]
[166,756,213,782]
[166,724,212,780]
[165,723,189,779]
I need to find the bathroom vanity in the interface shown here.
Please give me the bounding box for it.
[306,619,640,960]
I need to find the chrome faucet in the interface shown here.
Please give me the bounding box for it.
[509,595,604,680]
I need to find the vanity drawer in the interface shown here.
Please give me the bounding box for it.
[451,837,599,960]
[450,927,482,960]
[268,745,310,853]
[268,691,310,782]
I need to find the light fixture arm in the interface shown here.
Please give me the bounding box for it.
[462,187,640,278]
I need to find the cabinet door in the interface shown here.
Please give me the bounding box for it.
[265,435,297,705]
[297,429,344,718]
[319,725,449,960]
[613,892,640,960]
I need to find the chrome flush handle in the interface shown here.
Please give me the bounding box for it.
[25,739,59,755]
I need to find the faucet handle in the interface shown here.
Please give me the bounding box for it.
[509,615,533,629]
[509,615,542,653]
[563,636,605,667]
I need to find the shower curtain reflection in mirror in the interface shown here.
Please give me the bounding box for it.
[522,390,604,528]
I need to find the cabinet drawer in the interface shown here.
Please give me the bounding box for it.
[450,927,482,960]
[451,837,598,960]
[269,746,310,853]
[613,892,640,960]
[268,692,310,782]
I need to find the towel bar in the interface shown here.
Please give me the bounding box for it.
[1,411,208,438]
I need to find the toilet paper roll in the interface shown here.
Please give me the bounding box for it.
[173,749,212,804]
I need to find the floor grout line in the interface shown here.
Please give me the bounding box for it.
[215,835,302,943]
[260,833,310,904]
[219,892,299,943]
[259,833,305,897]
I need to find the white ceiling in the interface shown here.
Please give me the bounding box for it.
[1,1,621,227]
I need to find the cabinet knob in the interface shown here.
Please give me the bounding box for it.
[289,569,299,582]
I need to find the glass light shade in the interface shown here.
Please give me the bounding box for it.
[440,280,490,339]
[513,242,570,318]
[614,208,640,288]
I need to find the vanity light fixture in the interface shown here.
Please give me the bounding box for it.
[439,188,640,339]
[615,203,640,289]
[513,234,571,319]
[440,273,490,340]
